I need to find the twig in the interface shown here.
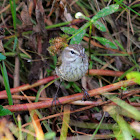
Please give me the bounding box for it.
[4,79,136,112]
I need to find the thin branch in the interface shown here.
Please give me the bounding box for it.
[4,79,136,112]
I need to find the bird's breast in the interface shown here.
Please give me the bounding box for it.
[56,60,88,82]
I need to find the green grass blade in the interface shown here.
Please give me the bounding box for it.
[9,0,17,30]
[105,95,140,121]
[13,36,18,51]
[90,113,105,140]
[1,61,13,105]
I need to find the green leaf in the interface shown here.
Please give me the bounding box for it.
[104,95,140,121]
[60,27,78,35]
[92,4,119,21]
[70,23,88,44]
[0,105,12,116]
[0,53,6,60]
[13,36,18,51]
[1,62,13,105]
[92,20,106,32]
[114,40,125,51]
[90,113,105,139]
[0,105,3,110]
[93,36,118,49]
[9,0,17,30]
[44,132,56,139]
[117,1,140,16]
[126,71,140,85]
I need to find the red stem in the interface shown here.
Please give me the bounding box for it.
[4,80,136,112]
[88,69,124,77]
[0,76,58,95]
[0,69,124,95]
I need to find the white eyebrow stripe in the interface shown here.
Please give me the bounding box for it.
[66,48,80,55]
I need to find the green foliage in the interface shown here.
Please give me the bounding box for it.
[121,86,127,91]
[93,20,107,32]
[61,23,89,44]
[0,53,6,60]
[115,0,140,16]
[104,95,140,121]
[61,4,119,45]
[91,4,119,21]
[9,0,17,52]
[91,55,118,71]
[104,95,140,139]
[13,36,18,51]
[61,27,78,34]
[126,71,140,85]
[1,0,139,139]
[0,61,13,105]
[44,132,56,139]
[93,36,118,49]
[109,108,133,140]
[70,23,88,44]
[114,40,125,51]
[117,66,137,82]
[90,113,105,139]
[0,105,12,116]
[46,21,71,29]
[9,0,17,30]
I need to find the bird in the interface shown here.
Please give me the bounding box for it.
[55,44,88,82]
[53,44,89,104]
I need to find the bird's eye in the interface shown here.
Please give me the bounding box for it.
[71,51,75,54]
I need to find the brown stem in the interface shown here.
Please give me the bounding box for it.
[1,89,139,106]
[0,76,58,95]
[0,69,124,96]
[88,69,124,77]
[4,79,136,112]
[13,39,23,104]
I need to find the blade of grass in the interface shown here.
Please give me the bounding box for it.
[90,113,105,140]
[35,78,59,102]
[45,21,71,29]
[9,0,17,30]
[13,36,18,51]
[60,105,70,140]
[104,95,140,121]
[1,61,13,105]
[117,65,137,81]
[115,0,140,16]
[91,55,118,71]
[17,115,22,140]
[106,106,133,140]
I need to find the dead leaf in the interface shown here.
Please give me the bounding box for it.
[35,0,46,35]
[20,2,32,26]
[0,40,5,53]
[28,0,34,17]
[0,27,5,53]
[81,76,99,91]
[115,56,123,71]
